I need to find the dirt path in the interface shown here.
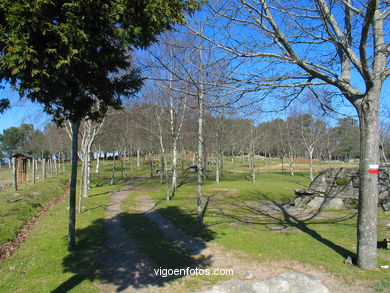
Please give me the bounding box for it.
[99,183,164,293]
[99,179,374,293]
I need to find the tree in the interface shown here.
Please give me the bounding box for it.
[0,0,201,251]
[190,0,389,269]
[334,117,360,160]
[296,113,326,181]
[0,124,34,158]
[146,34,190,193]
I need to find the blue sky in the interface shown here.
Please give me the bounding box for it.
[0,78,388,134]
[0,86,50,133]
[0,0,388,133]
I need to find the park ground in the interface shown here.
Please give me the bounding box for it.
[0,157,389,292]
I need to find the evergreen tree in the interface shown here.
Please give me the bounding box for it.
[0,0,201,250]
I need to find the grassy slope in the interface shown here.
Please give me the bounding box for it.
[0,171,68,245]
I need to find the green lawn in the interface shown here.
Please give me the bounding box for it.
[0,163,122,292]
[0,169,68,245]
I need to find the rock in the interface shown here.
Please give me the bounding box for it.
[308,171,328,193]
[252,272,329,293]
[294,167,390,211]
[307,197,326,208]
[244,271,254,280]
[307,197,344,209]
[328,186,358,199]
[379,190,389,201]
[383,199,390,212]
[344,256,353,265]
[294,196,312,207]
[204,279,256,293]
[202,273,329,293]
[324,198,344,209]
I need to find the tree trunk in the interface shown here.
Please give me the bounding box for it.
[42,158,46,179]
[79,156,84,201]
[123,147,127,177]
[111,151,116,185]
[172,137,178,191]
[83,153,89,197]
[309,148,314,181]
[356,97,380,269]
[12,157,17,191]
[68,119,80,251]
[120,149,125,179]
[130,152,133,173]
[54,156,58,175]
[78,161,83,213]
[137,148,141,168]
[197,90,204,226]
[165,164,170,201]
[96,145,101,173]
[87,150,91,189]
[250,125,256,183]
[150,154,153,178]
[216,154,220,184]
[32,158,36,184]
[288,153,294,176]
[160,153,164,184]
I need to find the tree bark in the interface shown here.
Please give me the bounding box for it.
[150,154,153,178]
[68,119,80,251]
[216,154,220,184]
[250,124,256,182]
[197,80,204,226]
[42,158,46,180]
[96,145,101,173]
[172,137,178,190]
[309,148,314,181]
[110,151,116,185]
[87,147,91,190]
[12,157,17,191]
[137,148,141,168]
[83,151,89,197]
[32,158,36,184]
[356,94,380,269]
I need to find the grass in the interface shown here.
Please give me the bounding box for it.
[0,157,388,292]
[0,163,121,293]
[0,170,68,245]
[120,162,390,292]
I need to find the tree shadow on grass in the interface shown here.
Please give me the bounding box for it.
[52,208,214,292]
[157,205,216,242]
[210,191,357,261]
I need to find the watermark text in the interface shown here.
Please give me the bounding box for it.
[154,267,234,278]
